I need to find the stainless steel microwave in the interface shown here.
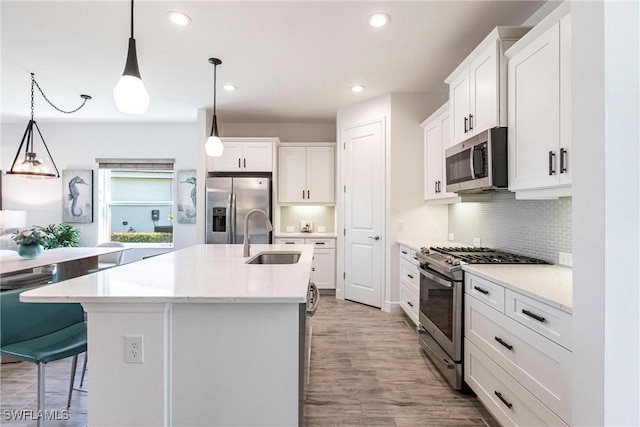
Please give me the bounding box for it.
[445,127,508,193]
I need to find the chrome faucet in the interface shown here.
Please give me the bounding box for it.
[243,209,273,257]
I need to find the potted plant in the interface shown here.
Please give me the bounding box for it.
[12,226,51,259]
[38,223,81,249]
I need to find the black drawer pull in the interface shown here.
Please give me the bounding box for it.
[315,242,325,245]
[495,391,513,409]
[473,286,489,295]
[401,250,408,255]
[407,274,414,279]
[522,309,546,323]
[495,337,513,351]
[284,242,296,245]
[407,301,413,307]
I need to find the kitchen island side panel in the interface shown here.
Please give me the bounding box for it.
[171,302,301,426]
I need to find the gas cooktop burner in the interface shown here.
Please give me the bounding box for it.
[418,246,549,265]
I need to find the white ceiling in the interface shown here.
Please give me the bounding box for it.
[1,1,547,124]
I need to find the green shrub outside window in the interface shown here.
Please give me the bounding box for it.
[111,232,173,243]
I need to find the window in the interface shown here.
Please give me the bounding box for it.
[97,159,175,247]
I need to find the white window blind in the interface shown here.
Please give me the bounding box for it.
[96,158,175,171]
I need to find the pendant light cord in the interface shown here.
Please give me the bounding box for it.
[131,0,134,39]
[30,73,91,115]
[213,63,217,117]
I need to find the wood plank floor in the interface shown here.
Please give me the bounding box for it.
[0,296,498,426]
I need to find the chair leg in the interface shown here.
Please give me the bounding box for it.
[80,352,88,387]
[37,362,45,427]
[67,355,78,409]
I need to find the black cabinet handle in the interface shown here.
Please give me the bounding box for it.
[495,391,513,409]
[435,181,438,193]
[560,148,568,173]
[302,190,305,199]
[464,116,468,133]
[522,309,546,323]
[238,158,241,168]
[407,274,414,279]
[548,151,556,175]
[495,337,513,351]
[473,286,489,295]
[401,250,408,255]
[307,190,310,199]
[407,301,414,307]
[469,114,474,131]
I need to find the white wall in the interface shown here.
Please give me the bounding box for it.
[573,1,640,425]
[1,122,198,260]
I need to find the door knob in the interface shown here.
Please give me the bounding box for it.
[368,235,380,241]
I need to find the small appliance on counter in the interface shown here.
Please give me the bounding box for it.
[300,220,313,233]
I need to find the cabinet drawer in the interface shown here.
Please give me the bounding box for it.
[399,245,418,265]
[400,259,419,287]
[274,238,305,245]
[466,296,572,423]
[465,340,569,427]
[399,281,419,325]
[505,289,572,350]
[305,238,335,249]
[465,273,505,312]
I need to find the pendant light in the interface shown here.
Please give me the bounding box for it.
[7,73,91,179]
[113,0,150,115]
[205,57,224,157]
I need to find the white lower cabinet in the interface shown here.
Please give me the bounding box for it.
[464,272,572,426]
[275,237,335,289]
[398,244,420,325]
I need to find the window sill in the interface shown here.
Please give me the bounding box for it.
[118,243,174,249]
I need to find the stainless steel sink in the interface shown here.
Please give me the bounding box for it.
[245,251,301,265]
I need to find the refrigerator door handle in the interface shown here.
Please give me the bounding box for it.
[226,193,232,244]
[230,193,237,243]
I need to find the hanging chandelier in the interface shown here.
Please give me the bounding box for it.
[7,73,91,179]
[113,0,150,114]
[205,57,224,157]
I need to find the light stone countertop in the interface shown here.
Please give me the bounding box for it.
[21,244,314,304]
[397,239,453,252]
[275,232,336,239]
[463,264,573,313]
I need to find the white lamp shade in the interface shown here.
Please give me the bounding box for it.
[0,210,27,230]
[113,75,150,115]
[205,136,224,157]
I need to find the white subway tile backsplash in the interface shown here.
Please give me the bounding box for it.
[448,192,571,263]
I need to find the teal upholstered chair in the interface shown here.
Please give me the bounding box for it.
[0,286,87,425]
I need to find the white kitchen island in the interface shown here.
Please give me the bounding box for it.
[21,244,314,427]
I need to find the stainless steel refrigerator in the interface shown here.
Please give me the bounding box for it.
[205,176,272,244]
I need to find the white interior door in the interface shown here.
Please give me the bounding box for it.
[343,121,384,308]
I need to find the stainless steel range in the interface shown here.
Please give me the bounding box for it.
[415,246,548,390]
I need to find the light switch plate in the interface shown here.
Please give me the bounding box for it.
[286,226,294,232]
[473,237,481,247]
[448,233,455,242]
[317,226,326,233]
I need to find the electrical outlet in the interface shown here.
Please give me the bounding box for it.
[125,335,144,364]
[448,233,455,242]
[473,237,481,247]
[558,252,573,267]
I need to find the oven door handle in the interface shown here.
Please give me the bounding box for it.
[418,267,454,288]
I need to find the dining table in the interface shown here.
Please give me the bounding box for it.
[0,246,128,282]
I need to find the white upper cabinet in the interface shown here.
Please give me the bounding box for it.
[422,103,459,202]
[278,145,335,204]
[506,3,571,199]
[208,138,277,172]
[446,27,531,145]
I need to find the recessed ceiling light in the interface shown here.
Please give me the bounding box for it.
[369,13,390,28]
[351,85,365,93]
[223,84,237,92]
[167,11,191,26]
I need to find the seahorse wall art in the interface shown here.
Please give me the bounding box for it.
[177,170,197,224]
[62,170,93,223]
